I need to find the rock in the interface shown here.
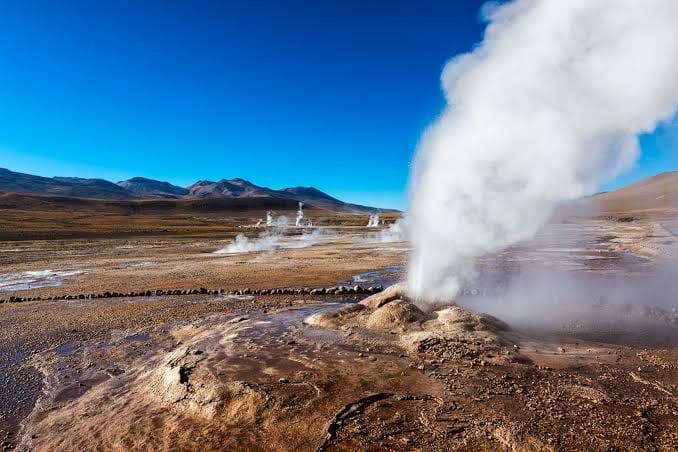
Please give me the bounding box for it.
[366,300,427,332]
[304,303,365,329]
[360,283,408,309]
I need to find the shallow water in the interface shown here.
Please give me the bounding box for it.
[0,269,90,293]
[346,266,404,288]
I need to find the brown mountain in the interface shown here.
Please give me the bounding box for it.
[277,186,383,213]
[586,171,678,214]
[0,168,134,200]
[186,178,278,199]
[117,177,189,198]
[0,168,391,213]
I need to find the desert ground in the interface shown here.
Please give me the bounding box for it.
[1,188,677,451]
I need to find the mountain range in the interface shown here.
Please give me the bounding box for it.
[0,168,390,213]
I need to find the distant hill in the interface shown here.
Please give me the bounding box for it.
[277,186,380,213]
[186,178,278,199]
[0,168,134,200]
[0,191,302,214]
[185,180,387,213]
[586,171,677,213]
[0,168,391,213]
[117,177,188,198]
[553,171,678,219]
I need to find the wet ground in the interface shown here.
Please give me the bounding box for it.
[0,215,677,450]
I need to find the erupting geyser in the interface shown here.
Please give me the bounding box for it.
[367,213,380,227]
[295,202,304,227]
[407,0,678,303]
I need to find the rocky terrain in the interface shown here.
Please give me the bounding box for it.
[0,172,676,451]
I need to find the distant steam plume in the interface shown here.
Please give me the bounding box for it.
[408,0,678,302]
[295,202,304,227]
[367,214,380,227]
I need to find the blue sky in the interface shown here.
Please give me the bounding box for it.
[0,1,675,209]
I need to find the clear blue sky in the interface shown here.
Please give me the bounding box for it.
[0,1,676,209]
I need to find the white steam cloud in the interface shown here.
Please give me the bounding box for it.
[408,0,678,302]
[362,218,408,244]
[214,208,330,254]
[214,230,329,254]
[295,202,304,227]
[367,214,380,227]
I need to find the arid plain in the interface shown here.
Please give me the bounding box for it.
[1,173,677,451]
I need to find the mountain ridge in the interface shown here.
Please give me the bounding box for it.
[0,168,393,213]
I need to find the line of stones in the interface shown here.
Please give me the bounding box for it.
[0,284,384,304]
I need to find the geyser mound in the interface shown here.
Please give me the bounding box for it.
[305,282,511,361]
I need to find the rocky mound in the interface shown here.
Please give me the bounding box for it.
[306,283,512,363]
[365,300,428,332]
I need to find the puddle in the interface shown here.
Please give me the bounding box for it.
[0,345,41,441]
[116,261,157,269]
[126,333,152,342]
[344,267,404,288]
[302,327,346,341]
[0,269,90,293]
[53,374,111,404]
[181,303,350,385]
[54,342,78,357]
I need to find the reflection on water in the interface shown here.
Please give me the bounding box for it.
[0,269,90,293]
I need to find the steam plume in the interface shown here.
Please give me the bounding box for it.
[408,0,678,302]
[295,202,304,227]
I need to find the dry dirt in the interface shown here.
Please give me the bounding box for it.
[0,208,677,451]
